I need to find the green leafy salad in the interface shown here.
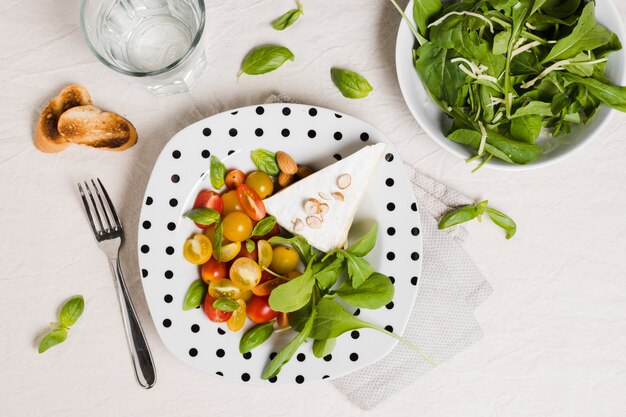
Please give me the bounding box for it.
[400,0,626,166]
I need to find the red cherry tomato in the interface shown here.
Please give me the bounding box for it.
[236,243,258,262]
[246,295,278,324]
[193,190,224,229]
[236,184,266,221]
[201,258,229,283]
[203,295,232,322]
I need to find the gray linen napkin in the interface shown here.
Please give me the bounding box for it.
[265,94,493,409]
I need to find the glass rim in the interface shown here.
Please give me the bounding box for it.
[79,0,206,78]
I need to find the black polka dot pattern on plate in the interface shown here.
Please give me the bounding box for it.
[386,178,394,187]
[323,375,330,379]
[388,276,395,284]
[281,128,290,137]
[201,150,210,158]
[297,353,306,362]
[171,174,180,183]
[386,301,394,310]
[333,154,342,160]
[216,371,223,376]
[165,246,174,255]
[385,153,394,162]
[172,150,181,159]
[309,108,317,116]
[334,132,342,140]
[295,375,305,384]
[217,328,226,335]
[411,202,418,211]
[167,222,176,231]
[387,202,396,211]
[228,150,235,155]
[411,276,418,286]
[216,349,225,358]
[191,324,200,333]
[385,325,393,332]
[141,245,149,254]
[268,376,277,383]
[243,352,252,360]
[164,294,173,303]
[169,198,178,207]
[351,330,360,339]
[387,227,395,236]
[411,252,420,261]
[242,373,250,382]
[387,252,395,260]
[256,106,264,115]
[282,107,291,116]
[350,353,359,362]
[202,128,211,136]
[189,348,198,357]
[231,111,238,115]
[360,132,369,141]
[323,355,332,362]
[229,128,237,137]
[141,269,148,278]
[255,128,263,137]
[353,308,361,316]
[412,227,420,236]
[164,270,173,279]
[145,196,153,205]
[307,130,316,138]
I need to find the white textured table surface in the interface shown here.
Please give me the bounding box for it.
[2,1,626,415]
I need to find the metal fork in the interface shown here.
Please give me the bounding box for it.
[78,179,156,389]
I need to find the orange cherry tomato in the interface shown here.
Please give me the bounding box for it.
[246,296,278,324]
[222,190,243,215]
[225,169,245,190]
[193,191,224,229]
[201,258,229,283]
[204,295,232,323]
[236,184,266,221]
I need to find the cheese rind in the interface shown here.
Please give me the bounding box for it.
[263,143,386,252]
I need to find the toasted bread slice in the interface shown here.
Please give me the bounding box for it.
[57,105,137,151]
[34,84,92,153]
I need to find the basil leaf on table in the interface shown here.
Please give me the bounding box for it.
[312,338,336,359]
[269,235,316,264]
[250,149,280,176]
[345,224,377,257]
[330,68,373,99]
[262,309,316,379]
[252,216,277,237]
[213,298,240,312]
[334,273,394,309]
[240,322,275,354]
[487,208,517,239]
[183,279,207,311]
[268,266,315,312]
[209,156,226,190]
[438,204,480,230]
[238,45,294,78]
[38,328,68,354]
[183,208,221,226]
[59,295,84,328]
[272,0,302,31]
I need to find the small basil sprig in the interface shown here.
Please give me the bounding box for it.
[272,0,303,31]
[240,322,274,354]
[438,200,517,239]
[210,156,227,190]
[250,149,280,176]
[213,298,240,312]
[183,280,207,311]
[245,239,256,253]
[38,295,84,353]
[238,45,294,79]
[183,208,221,226]
[330,68,373,99]
[252,216,277,237]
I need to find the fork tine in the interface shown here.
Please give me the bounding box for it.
[78,183,100,237]
[91,179,113,232]
[97,178,123,231]
[84,181,105,233]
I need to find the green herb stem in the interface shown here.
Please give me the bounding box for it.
[387,0,427,45]
[368,323,435,365]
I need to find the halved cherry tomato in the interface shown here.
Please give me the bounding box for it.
[209,278,246,299]
[183,234,213,265]
[214,241,241,262]
[230,258,262,290]
[246,295,278,324]
[236,184,266,221]
[225,169,245,190]
[201,257,229,283]
[227,299,246,331]
[193,191,224,229]
[204,295,232,323]
[222,190,242,215]
[257,240,273,269]
[251,277,286,296]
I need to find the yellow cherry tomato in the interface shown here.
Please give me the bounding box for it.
[227,299,247,332]
[245,171,274,199]
[222,211,253,242]
[270,245,299,275]
[230,258,262,290]
[208,278,245,299]
[257,239,273,269]
[214,241,241,262]
[183,233,212,265]
[222,190,243,215]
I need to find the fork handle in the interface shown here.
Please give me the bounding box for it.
[109,258,157,389]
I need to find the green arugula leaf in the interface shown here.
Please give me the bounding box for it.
[312,338,336,358]
[209,156,227,190]
[268,266,315,312]
[413,0,442,36]
[346,224,378,257]
[313,256,344,290]
[335,273,394,309]
[562,73,626,112]
[240,322,275,354]
[510,115,542,144]
[414,42,467,108]
[252,216,277,237]
[238,45,294,78]
[330,68,373,99]
[213,298,240,312]
[487,208,517,239]
[183,208,221,226]
[341,251,375,289]
[447,129,541,165]
[183,279,207,311]
[59,295,84,328]
[38,328,68,354]
[250,149,280,176]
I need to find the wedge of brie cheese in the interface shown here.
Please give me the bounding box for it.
[263,143,386,252]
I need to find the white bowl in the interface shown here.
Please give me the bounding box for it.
[395,0,626,170]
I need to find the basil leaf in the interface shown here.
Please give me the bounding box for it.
[213,298,240,312]
[269,235,316,264]
[252,216,277,237]
[214,221,223,261]
[262,308,316,379]
[340,251,375,289]
[330,68,373,99]
[240,322,274,354]
[312,338,336,359]
[346,224,378,257]
[438,204,479,230]
[562,73,626,112]
[238,45,294,78]
[487,208,517,239]
[272,5,302,31]
[183,208,221,226]
[210,156,226,190]
[245,239,255,253]
[59,295,84,328]
[183,279,207,311]
[268,267,315,312]
[38,328,68,353]
[335,273,394,309]
[413,0,442,37]
[250,149,280,176]
[313,256,344,290]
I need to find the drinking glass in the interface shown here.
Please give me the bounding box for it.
[80,0,206,95]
